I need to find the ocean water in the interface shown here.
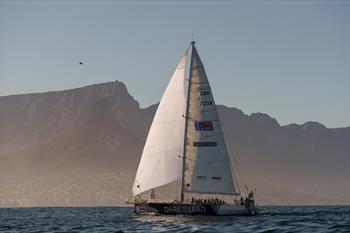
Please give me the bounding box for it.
[0,206,349,233]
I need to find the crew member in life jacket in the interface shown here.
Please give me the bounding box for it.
[246,190,255,206]
[150,189,156,199]
[240,197,244,205]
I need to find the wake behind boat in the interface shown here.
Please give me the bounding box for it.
[130,41,257,216]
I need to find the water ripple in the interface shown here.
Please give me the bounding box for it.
[0,206,349,233]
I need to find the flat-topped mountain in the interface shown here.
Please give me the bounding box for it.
[0,81,145,155]
[1,81,349,206]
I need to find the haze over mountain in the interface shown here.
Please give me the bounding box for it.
[0,81,349,207]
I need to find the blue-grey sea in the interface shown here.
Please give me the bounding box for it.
[0,206,349,233]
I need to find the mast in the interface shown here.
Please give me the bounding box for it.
[180,41,195,202]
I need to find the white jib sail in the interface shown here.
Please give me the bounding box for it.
[132,49,189,196]
[183,45,237,195]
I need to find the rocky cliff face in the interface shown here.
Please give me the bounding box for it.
[0,81,349,206]
[0,81,144,155]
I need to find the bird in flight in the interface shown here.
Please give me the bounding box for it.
[79,62,83,65]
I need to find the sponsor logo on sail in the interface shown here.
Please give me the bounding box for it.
[197,175,208,180]
[193,142,217,147]
[195,121,213,131]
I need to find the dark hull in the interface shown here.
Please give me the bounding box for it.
[134,203,257,216]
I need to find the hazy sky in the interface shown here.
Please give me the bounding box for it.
[1,0,349,127]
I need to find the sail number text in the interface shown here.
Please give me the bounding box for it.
[200,101,213,106]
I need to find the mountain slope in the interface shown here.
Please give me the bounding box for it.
[2,99,142,178]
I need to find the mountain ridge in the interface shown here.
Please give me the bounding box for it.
[0,80,349,206]
[1,81,346,129]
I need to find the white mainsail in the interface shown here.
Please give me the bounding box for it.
[182,44,237,195]
[132,49,189,196]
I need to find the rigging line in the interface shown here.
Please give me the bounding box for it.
[227,144,246,194]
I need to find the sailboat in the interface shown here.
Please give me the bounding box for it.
[131,41,257,216]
